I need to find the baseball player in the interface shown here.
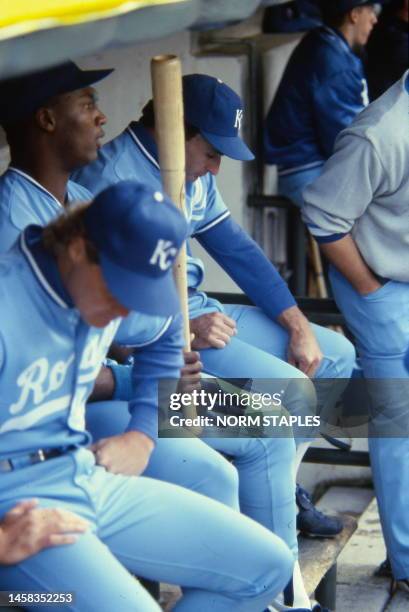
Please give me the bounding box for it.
[264,0,384,207]
[0,62,243,508]
[75,73,356,611]
[0,180,294,611]
[302,71,409,593]
[0,61,111,252]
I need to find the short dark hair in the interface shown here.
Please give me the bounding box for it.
[319,0,374,28]
[321,10,347,29]
[139,99,200,140]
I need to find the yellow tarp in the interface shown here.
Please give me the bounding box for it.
[0,0,186,40]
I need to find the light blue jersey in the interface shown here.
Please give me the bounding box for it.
[0,228,120,460]
[74,123,229,293]
[0,228,293,612]
[0,167,92,253]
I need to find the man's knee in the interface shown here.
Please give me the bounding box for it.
[332,333,356,377]
[316,326,356,378]
[259,537,294,601]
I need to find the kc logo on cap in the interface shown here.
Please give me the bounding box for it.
[234,109,243,130]
[182,74,254,162]
[149,239,178,271]
[83,181,188,317]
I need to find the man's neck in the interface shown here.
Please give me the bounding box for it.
[337,22,354,48]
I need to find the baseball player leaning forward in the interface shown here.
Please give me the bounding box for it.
[0,63,296,611]
[76,73,356,611]
[0,181,295,611]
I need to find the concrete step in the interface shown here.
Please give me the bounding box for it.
[336,497,390,612]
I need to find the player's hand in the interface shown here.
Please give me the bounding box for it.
[91,431,154,476]
[190,313,237,349]
[178,350,202,393]
[278,306,323,377]
[287,326,323,377]
[0,500,89,565]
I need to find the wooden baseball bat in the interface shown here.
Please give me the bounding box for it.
[151,55,200,429]
[151,55,191,349]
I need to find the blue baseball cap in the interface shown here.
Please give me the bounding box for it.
[321,0,386,15]
[0,61,113,126]
[83,181,188,317]
[182,74,254,161]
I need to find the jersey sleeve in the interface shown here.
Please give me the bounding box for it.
[302,132,385,241]
[197,216,296,318]
[189,174,230,236]
[115,312,173,347]
[127,314,184,441]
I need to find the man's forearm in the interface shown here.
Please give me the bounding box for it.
[320,235,381,295]
[277,304,309,334]
[88,365,115,402]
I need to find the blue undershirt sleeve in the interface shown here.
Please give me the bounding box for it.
[196,216,296,318]
[127,314,184,442]
[108,363,133,400]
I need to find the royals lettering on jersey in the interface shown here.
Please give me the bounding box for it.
[0,236,120,458]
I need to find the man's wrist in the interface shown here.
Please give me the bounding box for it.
[355,277,382,295]
[277,305,308,334]
[124,430,155,453]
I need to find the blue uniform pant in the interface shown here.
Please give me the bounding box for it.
[198,304,356,442]
[0,448,293,612]
[330,267,409,579]
[87,401,240,508]
[87,403,297,562]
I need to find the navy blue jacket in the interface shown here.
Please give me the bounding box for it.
[264,27,368,174]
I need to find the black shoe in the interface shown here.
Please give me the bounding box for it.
[374,557,392,578]
[296,485,343,538]
[320,432,352,451]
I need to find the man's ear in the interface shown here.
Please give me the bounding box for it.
[349,7,360,24]
[66,236,88,265]
[35,106,57,133]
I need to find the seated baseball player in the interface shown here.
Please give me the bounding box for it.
[0,501,88,565]
[264,0,383,207]
[0,180,294,611]
[75,74,355,536]
[0,61,109,252]
[0,61,242,508]
[0,61,305,610]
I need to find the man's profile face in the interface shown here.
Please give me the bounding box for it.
[48,86,107,172]
[59,237,129,328]
[352,4,378,46]
[184,133,222,183]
